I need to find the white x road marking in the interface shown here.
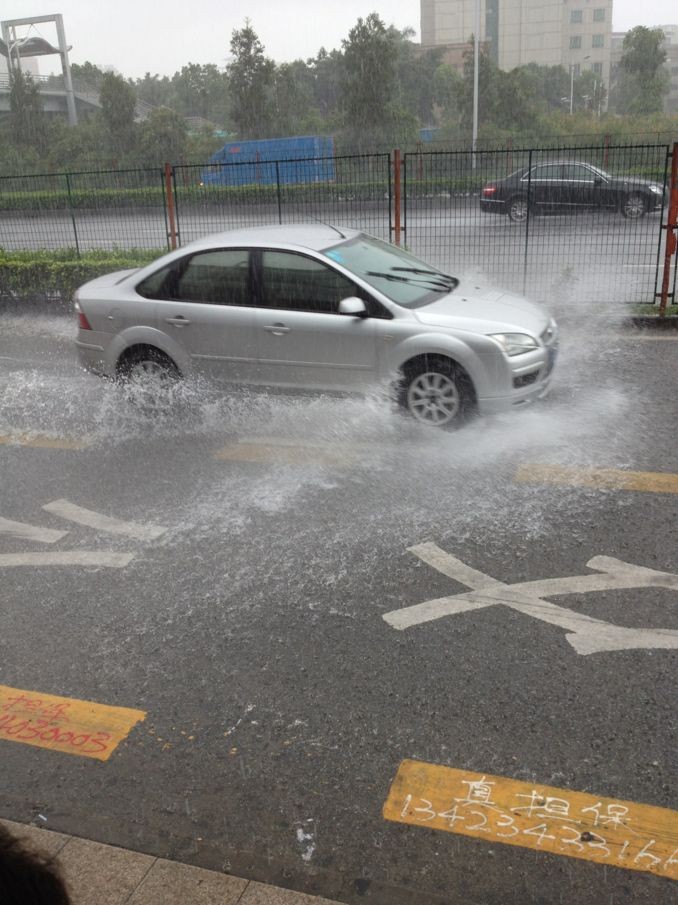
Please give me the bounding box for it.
[383,543,678,655]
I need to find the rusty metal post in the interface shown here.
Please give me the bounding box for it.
[658,142,678,317]
[393,149,402,247]
[164,162,178,251]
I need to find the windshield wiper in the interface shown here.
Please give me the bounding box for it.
[392,267,459,288]
[365,270,457,292]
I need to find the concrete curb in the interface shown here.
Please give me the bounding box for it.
[0,819,345,905]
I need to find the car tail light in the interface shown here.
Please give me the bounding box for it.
[74,301,92,331]
[482,185,497,197]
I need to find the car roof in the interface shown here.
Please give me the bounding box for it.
[530,159,601,167]
[182,223,362,253]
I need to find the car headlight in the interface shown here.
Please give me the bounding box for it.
[649,185,663,194]
[489,333,539,356]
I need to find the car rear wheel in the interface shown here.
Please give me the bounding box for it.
[116,349,181,411]
[621,193,647,219]
[399,358,474,429]
[118,347,179,382]
[507,195,529,223]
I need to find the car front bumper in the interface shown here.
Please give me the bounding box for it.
[477,340,558,414]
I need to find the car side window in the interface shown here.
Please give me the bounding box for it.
[528,165,563,181]
[137,249,250,305]
[562,164,594,181]
[261,250,357,314]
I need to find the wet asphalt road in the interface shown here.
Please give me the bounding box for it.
[1,202,671,306]
[1,309,677,904]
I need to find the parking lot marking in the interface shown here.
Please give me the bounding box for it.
[384,760,678,881]
[383,545,678,655]
[214,440,360,467]
[0,434,90,450]
[0,552,135,568]
[515,464,678,494]
[42,500,167,541]
[0,517,68,544]
[0,684,145,761]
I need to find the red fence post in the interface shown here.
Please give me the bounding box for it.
[658,142,678,317]
[393,149,402,247]
[164,162,178,251]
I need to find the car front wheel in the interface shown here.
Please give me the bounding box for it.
[399,359,474,429]
[621,193,647,219]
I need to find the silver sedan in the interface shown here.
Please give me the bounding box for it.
[74,225,558,428]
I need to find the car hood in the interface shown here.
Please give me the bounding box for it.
[414,282,550,336]
[607,175,662,190]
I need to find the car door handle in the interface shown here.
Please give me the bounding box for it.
[165,316,191,327]
[264,323,290,335]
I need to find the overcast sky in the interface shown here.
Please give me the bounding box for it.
[3,1,677,78]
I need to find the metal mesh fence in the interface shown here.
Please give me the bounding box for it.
[0,146,673,306]
[403,144,671,306]
[0,168,169,253]
[173,154,391,246]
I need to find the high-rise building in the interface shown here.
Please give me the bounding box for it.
[421,0,613,87]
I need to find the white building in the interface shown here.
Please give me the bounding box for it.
[420,0,613,86]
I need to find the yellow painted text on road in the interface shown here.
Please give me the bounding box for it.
[515,463,678,494]
[0,684,145,762]
[0,434,90,450]
[214,441,359,467]
[384,760,678,881]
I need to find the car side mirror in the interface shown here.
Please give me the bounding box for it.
[338,296,368,317]
[594,177,603,186]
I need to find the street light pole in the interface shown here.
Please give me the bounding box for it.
[472,0,480,168]
[569,64,574,115]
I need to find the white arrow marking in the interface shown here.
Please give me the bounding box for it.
[0,552,135,568]
[383,544,678,656]
[42,500,167,541]
[0,517,68,544]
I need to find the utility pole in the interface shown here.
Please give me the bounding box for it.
[472,0,480,167]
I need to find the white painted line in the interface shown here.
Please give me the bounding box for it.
[0,517,68,544]
[0,552,135,568]
[42,500,167,541]
[383,546,678,656]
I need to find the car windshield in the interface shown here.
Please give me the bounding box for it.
[323,235,458,308]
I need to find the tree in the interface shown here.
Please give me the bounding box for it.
[393,29,444,124]
[339,13,417,150]
[308,47,343,122]
[138,107,187,164]
[613,26,670,115]
[8,69,48,151]
[226,21,275,138]
[433,63,463,126]
[99,72,137,157]
[169,63,229,125]
[135,72,172,108]
[70,61,106,92]
[272,60,323,136]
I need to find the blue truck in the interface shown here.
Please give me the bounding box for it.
[201,135,336,186]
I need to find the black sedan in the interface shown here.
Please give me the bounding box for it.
[480,160,666,222]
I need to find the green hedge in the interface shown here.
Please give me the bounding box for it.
[0,249,160,303]
[1,169,668,213]
[0,186,166,212]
